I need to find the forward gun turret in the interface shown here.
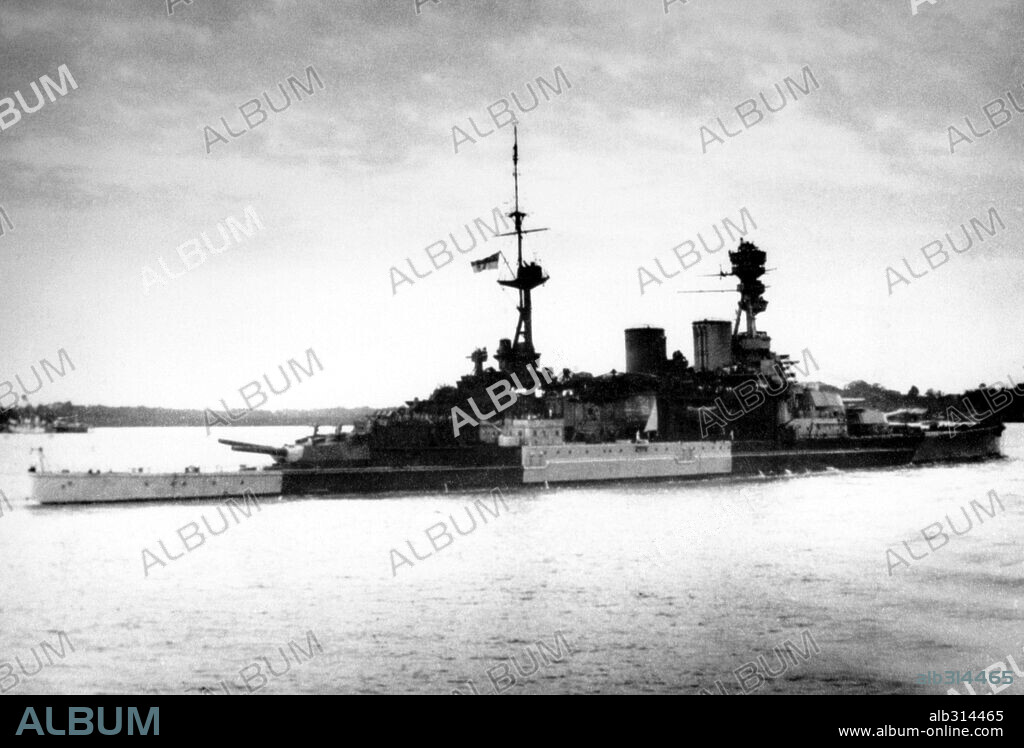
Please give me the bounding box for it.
[218,439,288,460]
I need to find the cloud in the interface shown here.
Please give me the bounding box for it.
[0,0,1021,405]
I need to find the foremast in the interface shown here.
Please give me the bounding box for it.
[495,126,549,375]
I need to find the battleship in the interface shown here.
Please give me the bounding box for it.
[213,129,1003,497]
[27,130,1003,503]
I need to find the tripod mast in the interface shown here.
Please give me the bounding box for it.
[495,127,549,373]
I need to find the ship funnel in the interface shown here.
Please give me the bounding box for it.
[692,319,733,372]
[625,327,667,374]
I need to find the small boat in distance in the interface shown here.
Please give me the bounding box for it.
[1,396,91,434]
[48,417,90,433]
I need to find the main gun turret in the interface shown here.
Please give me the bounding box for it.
[218,438,288,460]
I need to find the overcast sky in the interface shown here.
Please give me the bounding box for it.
[0,0,1021,411]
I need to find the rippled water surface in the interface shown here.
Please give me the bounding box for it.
[1,425,1022,695]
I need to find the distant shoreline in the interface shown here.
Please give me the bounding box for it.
[6,380,1024,428]
[2,405,377,429]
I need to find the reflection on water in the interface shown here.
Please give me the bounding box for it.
[0,425,1021,694]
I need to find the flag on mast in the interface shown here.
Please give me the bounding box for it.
[471,252,500,272]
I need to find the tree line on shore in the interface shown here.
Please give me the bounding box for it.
[1,402,376,428]
[822,381,1024,422]
[4,381,1022,428]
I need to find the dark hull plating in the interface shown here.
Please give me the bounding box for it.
[280,465,522,495]
[274,426,1002,496]
[731,434,921,475]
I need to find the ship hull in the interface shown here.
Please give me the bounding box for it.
[911,424,1003,463]
[731,434,922,475]
[279,440,733,495]
[279,465,522,495]
[30,471,282,504]
[273,436,935,495]
[277,428,1002,496]
[29,426,1003,503]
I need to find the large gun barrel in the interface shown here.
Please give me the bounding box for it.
[218,439,288,459]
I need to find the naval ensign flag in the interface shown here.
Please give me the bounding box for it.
[471,252,500,272]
